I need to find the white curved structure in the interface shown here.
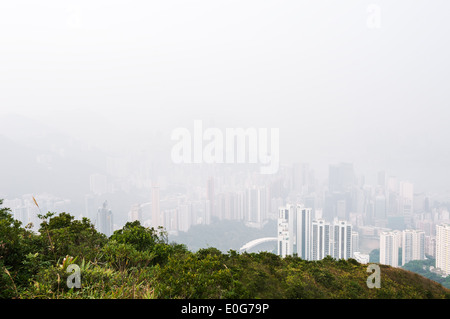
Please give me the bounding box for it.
[240,237,278,253]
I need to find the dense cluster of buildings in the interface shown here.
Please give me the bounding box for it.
[92,160,450,276]
[2,194,71,230]
[277,203,450,276]
[271,162,450,276]
[276,204,358,261]
[378,223,450,275]
[3,159,449,276]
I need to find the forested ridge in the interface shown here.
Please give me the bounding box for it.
[1,200,449,299]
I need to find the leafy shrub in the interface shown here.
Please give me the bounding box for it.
[101,240,156,271]
[153,253,234,299]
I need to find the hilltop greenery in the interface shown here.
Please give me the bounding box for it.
[1,201,449,299]
[402,257,450,289]
[369,249,450,290]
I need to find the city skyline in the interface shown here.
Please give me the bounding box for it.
[1,0,450,304]
[4,156,449,258]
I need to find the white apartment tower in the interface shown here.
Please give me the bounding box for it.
[436,224,450,275]
[277,204,312,260]
[295,205,312,260]
[332,220,353,260]
[312,219,331,260]
[380,231,401,267]
[278,206,359,261]
[402,229,425,266]
[277,206,290,257]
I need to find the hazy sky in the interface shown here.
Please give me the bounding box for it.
[1,1,449,191]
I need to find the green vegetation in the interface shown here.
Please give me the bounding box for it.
[402,257,450,289]
[1,201,449,299]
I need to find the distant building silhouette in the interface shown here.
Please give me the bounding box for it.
[97,200,113,237]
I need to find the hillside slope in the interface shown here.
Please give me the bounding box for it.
[150,250,450,299]
[1,209,449,299]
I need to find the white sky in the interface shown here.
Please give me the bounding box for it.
[1,0,449,190]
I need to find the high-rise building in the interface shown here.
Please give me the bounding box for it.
[380,230,401,267]
[332,220,353,260]
[296,205,312,260]
[278,205,358,261]
[277,204,312,260]
[277,206,291,258]
[402,229,425,266]
[436,224,450,275]
[97,200,113,237]
[312,219,331,260]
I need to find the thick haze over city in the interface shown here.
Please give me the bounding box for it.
[1,1,450,255]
